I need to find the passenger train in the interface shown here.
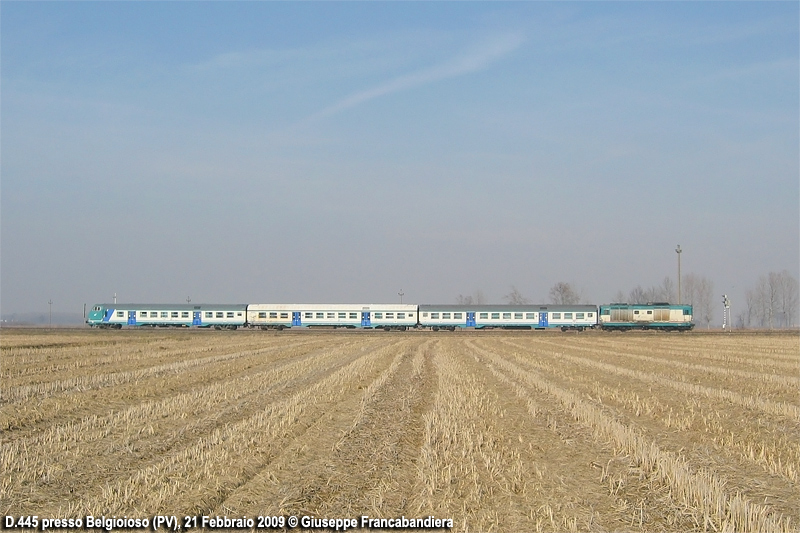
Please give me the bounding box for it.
[86,301,694,331]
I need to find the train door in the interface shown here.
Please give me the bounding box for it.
[128,311,136,326]
[538,312,548,328]
[292,312,302,326]
[192,311,201,326]
[361,312,371,327]
[466,312,476,327]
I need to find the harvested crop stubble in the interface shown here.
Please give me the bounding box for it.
[1,329,797,532]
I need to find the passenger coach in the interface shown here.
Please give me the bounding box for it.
[246,304,418,330]
[418,304,598,330]
[86,304,247,329]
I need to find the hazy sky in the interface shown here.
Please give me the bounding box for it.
[2,2,798,318]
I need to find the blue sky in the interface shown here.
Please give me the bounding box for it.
[2,2,798,318]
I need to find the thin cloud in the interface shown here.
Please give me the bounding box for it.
[310,33,526,120]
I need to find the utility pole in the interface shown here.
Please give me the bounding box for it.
[398,289,404,304]
[48,299,53,328]
[675,245,682,304]
[187,296,191,304]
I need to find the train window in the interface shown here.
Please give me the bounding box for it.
[269,312,277,318]
[683,309,690,315]
[386,313,394,318]
[280,312,289,319]
[94,306,101,311]
[374,313,383,319]
[349,313,358,319]
[526,313,535,319]
[316,313,324,319]
[552,313,561,319]
[479,313,488,319]
[423,313,428,317]
[258,312,267,319]
[647,310,653,315]
[588,313,594,318]
[503,313,511,319]
[338,312,346,319]
[601,309,610,315]
[564,313,573,319]
[237,312,242,317]
[576,313,584,319]
[514,313,523,319]
[491,313,500,319]
[216,312,223,318]
[161,312,168,318]
[183,312,190,318]
[453,313,462,319]
[116,311,124,317]
[172,312,179,318]
[634,310,640,315]
[431,313,439,319]
[442,313,450,319]
[305,312,313,319]
[398,313,405,319]
[206,312,214,318]
[327,312,335,318]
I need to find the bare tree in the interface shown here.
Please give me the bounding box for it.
[504,285,530,305]
[456,290,487,305]
[628,285,648,304]
[613,290,626,303]
[776,270,798,327]
[660,276,676,303]
[748,271,798,328]
[549,282,580,305]
[696,276,715,329]
[681,273,699,306]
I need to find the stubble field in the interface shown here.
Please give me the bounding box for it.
[1,328,798,532]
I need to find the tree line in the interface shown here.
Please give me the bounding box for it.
[455,269,798,329]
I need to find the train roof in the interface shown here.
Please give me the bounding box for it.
[95,303,248,311]
[418,304,597,311]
